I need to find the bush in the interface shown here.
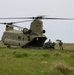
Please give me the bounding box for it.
[54,62,73,75]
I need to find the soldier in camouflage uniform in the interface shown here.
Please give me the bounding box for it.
[43,39,56,49]
[59,40,63,50]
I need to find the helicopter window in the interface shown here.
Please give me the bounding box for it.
[27,36,30,41]
[18,36,21,40]
[22,37,24,40]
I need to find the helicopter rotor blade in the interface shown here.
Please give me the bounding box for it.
[0,22,10,25]
[0,16,46,19]
[0,17,35,19]
[0,16,74,20]
[42,17,74,20]
[12,20,33,24]
[0,23,5,24]
[0,20,32,25]
[0,22,15,25]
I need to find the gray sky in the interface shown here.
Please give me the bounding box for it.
[0,0,74,43]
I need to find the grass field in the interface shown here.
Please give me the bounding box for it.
[0,42,74,75]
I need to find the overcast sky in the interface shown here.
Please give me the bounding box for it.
[0,0,74,43]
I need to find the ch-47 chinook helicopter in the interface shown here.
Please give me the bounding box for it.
[0,16,74,48]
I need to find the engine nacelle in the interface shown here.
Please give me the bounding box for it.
[23,28,28,34]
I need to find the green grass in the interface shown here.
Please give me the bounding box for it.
[0,48,74,75]
[0,42,74,75]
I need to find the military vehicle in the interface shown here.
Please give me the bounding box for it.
[0,16,74,48]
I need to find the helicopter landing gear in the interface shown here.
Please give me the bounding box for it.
[7,45,11,48]
[21,44,29,48]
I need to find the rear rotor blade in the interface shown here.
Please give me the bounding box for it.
[12,20,33,24]
[0,23,5,24]
[0,22,8,24]
[0,20,32,25]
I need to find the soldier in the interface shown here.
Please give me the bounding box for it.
[52,42,56,49]
[48,39,52,46]
[43,42,49,49]
[43,39,52,49]
[59,40,63,50]
[47,39,55,49]
[43,39,56,49]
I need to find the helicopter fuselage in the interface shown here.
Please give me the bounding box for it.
[2,30,47,47]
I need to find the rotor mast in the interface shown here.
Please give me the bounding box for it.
[6,25,13,31]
